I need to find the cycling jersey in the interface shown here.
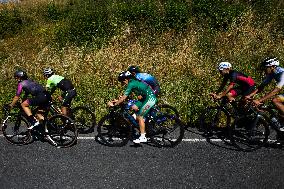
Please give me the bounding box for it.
[46,75,76,107]
[124,79,157,117]
[258,66,284,90]
[16,79,45,97]
[16,79,50,107]
[217,70,256,97]
[135,73,160,95]
[218,70,255,91]
[46,75,75,92]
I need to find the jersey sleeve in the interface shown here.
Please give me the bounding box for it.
[276,72,284,88]
[124,82,134,96]
[15,83,23,96]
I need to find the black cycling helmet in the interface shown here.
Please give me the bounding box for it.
[127,65,141,73]
[118,71,133,82]
[43,67,54,77]
[14,70,28,80]
[261,57,280,68]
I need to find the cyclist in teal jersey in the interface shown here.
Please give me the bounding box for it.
[108,71,157,143]
[43,68,77,116]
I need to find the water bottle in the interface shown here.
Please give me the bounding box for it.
[271,117,282,130]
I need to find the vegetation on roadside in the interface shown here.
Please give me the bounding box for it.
[1,0,284,123]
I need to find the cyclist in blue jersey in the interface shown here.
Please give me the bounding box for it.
[8,70,51,129]
[127,66,160,96]
[211,62,256,102]
[43,68,77,116]
[108,71,157,143]
[247,57,284,124]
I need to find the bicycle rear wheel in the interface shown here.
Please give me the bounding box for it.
[199,107,231,138]
[157,104,180,118]
[2,114,31,145]
[71,106,96,134]
[148,114,184,147]
[97,113,131,147]
[230,114,269,151]
[46,115,77,148]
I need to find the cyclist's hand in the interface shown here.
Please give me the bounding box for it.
[253,99,262,106]
[58,96,63,102]
[107,99,118,107]
[3,104,12,112]
[244,95,252,101]
[209,93,217,99]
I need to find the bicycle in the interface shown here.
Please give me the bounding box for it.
[48,101,96,134]
[257,103,284,148]
[199,96,269,151]
[2,102,78,148]
[97,101,185,147]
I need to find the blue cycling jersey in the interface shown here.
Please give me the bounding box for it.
[136,73,160,95]
[259,66,284,90]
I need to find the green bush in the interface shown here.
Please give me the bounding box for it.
[0,8,23,39]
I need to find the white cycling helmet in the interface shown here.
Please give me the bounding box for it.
[261,57,280,67]
[218,62,232,71]
[43,67,54,76]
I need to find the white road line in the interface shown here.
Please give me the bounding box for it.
[0,135,277,143]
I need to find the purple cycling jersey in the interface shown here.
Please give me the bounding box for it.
[16,79,45,97]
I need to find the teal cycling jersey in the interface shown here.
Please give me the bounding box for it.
[124,79,155,99]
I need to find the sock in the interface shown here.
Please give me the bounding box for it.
[141,133,146,138]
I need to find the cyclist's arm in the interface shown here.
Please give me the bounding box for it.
[257,87,281,103]
[10,83,23,107]
[114,95,127,106]
[10,96,20,107]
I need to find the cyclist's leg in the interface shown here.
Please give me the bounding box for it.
[227,89,238,102]
[272,94,284,118]
[61,89,76,116]
[134,96,157,143]
[21,98,38,126]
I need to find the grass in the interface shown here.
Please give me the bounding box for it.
[1,0,284,124]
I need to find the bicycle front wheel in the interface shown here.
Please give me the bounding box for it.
[97,114,131,147]
[230,114,269,151]
[148,114,185,147]
[199,107,231,137]
[46,115,78,148]
[71,106,96,134]
[2,114,31,145]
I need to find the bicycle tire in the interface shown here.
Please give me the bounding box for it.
[230,113,269,151]
[46,115,77,148]
[2,114,31,145]
[148,114,185,147]
[71,106,96,134]
[97,113,131,147]
[157,104,180,118]
[199,107,231,137]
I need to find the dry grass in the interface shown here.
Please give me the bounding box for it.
[1,2,284,123]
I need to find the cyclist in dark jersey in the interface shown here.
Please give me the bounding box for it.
[8,70,51,129]
[108,71,157,143]
[247,57,284,129]
[127,66,160,96]
[211,62,256,101]
[43,68,77,116]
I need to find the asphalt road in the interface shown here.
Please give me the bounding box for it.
[0,128,283,189]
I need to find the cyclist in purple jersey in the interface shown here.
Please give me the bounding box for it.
[8,70,51,129]
[247,57,284,122]
[127,66,161,96]
[211,62,256,102]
